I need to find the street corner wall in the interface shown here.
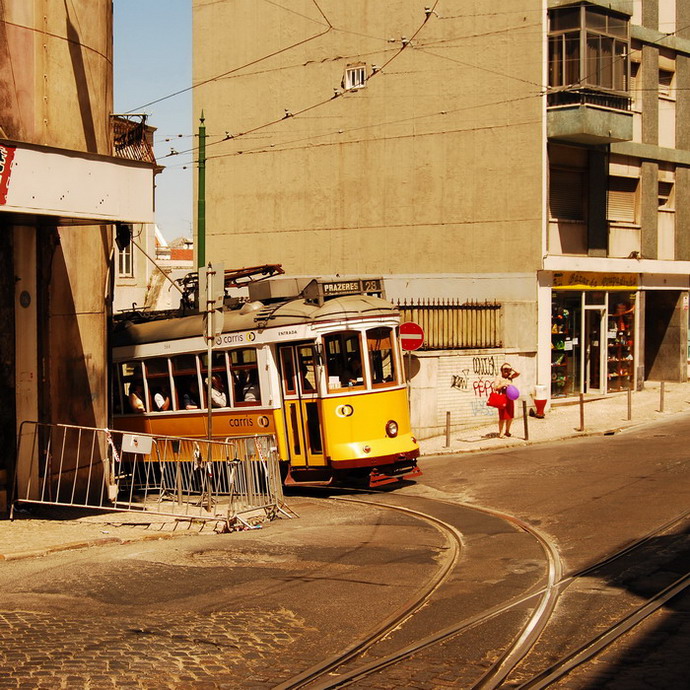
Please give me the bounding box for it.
[408,350,536,439]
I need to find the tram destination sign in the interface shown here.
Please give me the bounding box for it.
[303,277,385,304]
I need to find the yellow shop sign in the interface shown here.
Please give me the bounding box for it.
[553,272,638,291]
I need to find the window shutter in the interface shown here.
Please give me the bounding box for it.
[607,176,637,222]
[549,169,585,220]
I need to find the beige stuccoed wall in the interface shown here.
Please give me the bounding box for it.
[193,0,545,279]
[1,0,112,151]
[1,0,113,475]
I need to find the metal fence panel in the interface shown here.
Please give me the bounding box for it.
[396,299,502,350]
[12,422,289,529]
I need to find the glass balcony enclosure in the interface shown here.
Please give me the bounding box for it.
[548,4,630,111]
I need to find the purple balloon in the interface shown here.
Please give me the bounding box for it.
[505,385,520,400]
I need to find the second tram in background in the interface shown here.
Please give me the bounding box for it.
[111,272,421,487]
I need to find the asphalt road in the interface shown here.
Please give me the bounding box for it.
[1,414,689,688]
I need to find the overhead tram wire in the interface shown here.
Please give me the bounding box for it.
[157,0,440,162]
[168,3,690,163]
[204,97,542,162]
[126,1,334,113]
[127,2,688,116]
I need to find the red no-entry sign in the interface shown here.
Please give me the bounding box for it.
[400,321,425,351]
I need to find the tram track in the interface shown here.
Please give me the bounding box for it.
[274,489,690,690]
[272,497,465,690]
[274,490,563,690]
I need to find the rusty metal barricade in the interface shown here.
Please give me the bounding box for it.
[12,421,291,529]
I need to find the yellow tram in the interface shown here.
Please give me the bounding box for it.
[111,275,420,487]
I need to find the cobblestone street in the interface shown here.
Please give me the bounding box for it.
[0,608,310,689]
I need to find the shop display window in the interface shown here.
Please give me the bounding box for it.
[551,294,581,397]
[607,295,635,391]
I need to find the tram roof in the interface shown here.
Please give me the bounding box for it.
[112,294,399,348]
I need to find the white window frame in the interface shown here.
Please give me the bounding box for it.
[344,64,366,90]
[118,243,134,278]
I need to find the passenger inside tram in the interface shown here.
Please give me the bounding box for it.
[152,386,171,411]
[128,381,146,413]
[341,356,363,386]
[241,370,261,402]
[208,374,228,408]
[182,381,200,410]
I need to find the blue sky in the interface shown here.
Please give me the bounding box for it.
[113,0,193,242]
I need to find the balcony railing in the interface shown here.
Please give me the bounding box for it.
[547,88,631,112]
[112,116,157,165]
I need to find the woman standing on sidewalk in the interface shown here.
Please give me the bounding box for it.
[493,363,520,438]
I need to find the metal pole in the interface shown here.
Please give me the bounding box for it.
[206,264,214,442]
[578,393,585,431]
[660,381,665,413]
[444,411,451,448]
[522,400,528,441]
[627,386,632,421]
[197,112,206,269]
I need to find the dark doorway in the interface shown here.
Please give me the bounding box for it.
[0,221,16,508]
[644,291,683,382]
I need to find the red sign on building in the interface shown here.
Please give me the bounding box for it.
[0,144,16,205]
[400,321,425,351]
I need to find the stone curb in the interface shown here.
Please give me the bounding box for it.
[418,407,686,457]
[0,531,182,562]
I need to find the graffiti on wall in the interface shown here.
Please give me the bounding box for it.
[436,354,504,425]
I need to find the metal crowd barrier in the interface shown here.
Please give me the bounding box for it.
[12,421,290,529]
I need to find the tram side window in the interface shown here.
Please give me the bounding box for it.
[144,357,172,412]
[172,354,201,410]
[367,327,397,386]
[121,361,147,413]
[324,331,365,391]
[200,351,230,408]
[230,348,261,405]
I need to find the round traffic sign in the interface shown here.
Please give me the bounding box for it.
[400,321,425,351]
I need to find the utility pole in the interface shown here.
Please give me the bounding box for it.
[197,111,206,269]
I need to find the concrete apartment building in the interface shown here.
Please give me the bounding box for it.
[0,1,155,508]
[193,0,690,434]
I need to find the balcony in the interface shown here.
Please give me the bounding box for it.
[548,89,633,145]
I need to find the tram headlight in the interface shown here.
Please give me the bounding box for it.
[385,420,398,437]
[336,404,354,418]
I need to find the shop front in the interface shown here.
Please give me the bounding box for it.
[551,272,637,398]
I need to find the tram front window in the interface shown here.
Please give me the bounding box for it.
[367,327,396,386]
[324,331,365,391]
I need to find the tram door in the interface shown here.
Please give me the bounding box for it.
[278,344,326,468]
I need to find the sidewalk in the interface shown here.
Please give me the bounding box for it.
[0,509,215,562]
[2,381,689,562]
[418,380,690,455]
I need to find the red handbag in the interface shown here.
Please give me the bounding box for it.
[487,392,507,409]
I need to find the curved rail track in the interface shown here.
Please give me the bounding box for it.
[274,489,690,690]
